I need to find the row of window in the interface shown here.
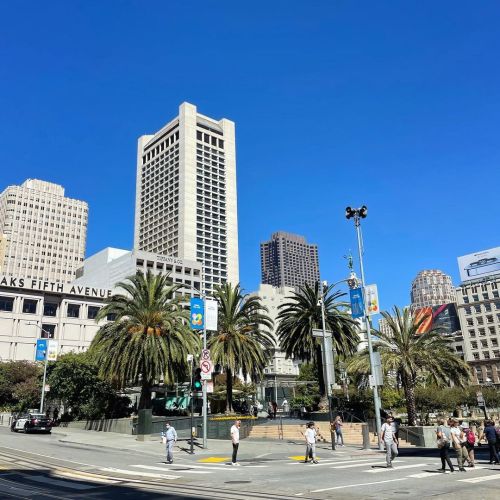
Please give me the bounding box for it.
[465,315,500,326]
[0,297,108,320]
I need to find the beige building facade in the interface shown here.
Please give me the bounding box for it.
[134,102,239,295]
[0,274,110,361]
[0,179,88,284]
[410,269,456,309]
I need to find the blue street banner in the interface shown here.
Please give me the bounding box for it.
[190,297,205,330]
[349,288,365,319]
[35,339,47,361]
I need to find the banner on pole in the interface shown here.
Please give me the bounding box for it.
[190,297,205,330]
[349,288,364,319]
[205,299,218,331]
[35,339,47,361]
[47,340,58,361]
[365,284,380,316]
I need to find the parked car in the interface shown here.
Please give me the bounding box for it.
[10,413,52,434]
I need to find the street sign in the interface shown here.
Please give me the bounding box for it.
[200,359,212,380]
[44,384,50,392]
[205,299,218,331]
[349,288,364,318]
[201,349,211,361]
[365,284,379,316]
[190,297,204,330]
[47,340,58,361]
[312,329,332,338]
[206,380,214,393]
[35,339,47,361]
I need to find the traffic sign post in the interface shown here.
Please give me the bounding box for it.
[200,359,212,380]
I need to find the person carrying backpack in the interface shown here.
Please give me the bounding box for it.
[462,424,475,467]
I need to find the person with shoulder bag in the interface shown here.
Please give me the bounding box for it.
[463,424,476,467]
[449,419,467,472]
[436,417,454,473]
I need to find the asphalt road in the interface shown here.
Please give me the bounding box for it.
[0,427,499,499]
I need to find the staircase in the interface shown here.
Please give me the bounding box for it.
[248,421,414,447]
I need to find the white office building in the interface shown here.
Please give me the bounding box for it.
[134,102,239,295]
[73,247,202,297]
[250,284,299,377]
[0,274,111,361]
[0,179,88,283]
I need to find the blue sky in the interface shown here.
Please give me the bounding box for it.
[1,1,499,310]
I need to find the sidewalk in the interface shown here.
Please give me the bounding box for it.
[51,427,383,460]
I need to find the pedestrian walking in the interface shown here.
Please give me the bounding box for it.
[267,401,274,420]
[381,416,398,468]
[333,416,344,446]
[272,401,278,420]
[304,422,318,464]
[162,421,178,464]
[449,419,467,472]
[479,420,500,464]
[230,419,241,466]
[436,417,455,473]
[462,424,476,467]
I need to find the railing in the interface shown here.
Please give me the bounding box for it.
[398,425,423,445]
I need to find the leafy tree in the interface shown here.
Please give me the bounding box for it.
[208,283,274,413]
[90,271,198,409]
[0,361,42,411]
[277,282,359,396]
[348,306,471,425]
[47,352,130,420]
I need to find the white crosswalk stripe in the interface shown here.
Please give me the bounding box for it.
[367,463,428,473]
[331,460,406,469]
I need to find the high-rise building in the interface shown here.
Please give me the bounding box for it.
[455,248,500,386]
[134,102,239,295]
[260,232,320,288]
[410,269,456,309]
[0,179,88,283]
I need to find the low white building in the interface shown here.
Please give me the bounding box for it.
[73,247,202,296]
[0,274,111,361]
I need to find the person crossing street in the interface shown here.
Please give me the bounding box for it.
[162,421,177,464]
[231,420,241,466]
[381,416,399,468]
[304,422,319,464]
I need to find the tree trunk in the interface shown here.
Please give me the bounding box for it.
[138,380,152,410]
[226,367,233,413]
[403,381,417,426]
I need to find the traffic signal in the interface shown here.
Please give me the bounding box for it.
[193,368,202,391]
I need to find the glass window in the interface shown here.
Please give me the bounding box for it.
[43,302,58,317]
[87,306,100,320]
[106,313,117,321]
[67,303,80,318]
[0,296,14,312]
[22,299,38,314]
[41,324,55,339]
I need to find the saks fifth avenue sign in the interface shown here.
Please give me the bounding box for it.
[0,275,112,299]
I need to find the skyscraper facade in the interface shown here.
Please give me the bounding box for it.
[0,179,88,283]
[260,231,320,288]
[134,102,239,294]
[410,269,456,309]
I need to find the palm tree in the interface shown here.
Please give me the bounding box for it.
[277,282,359,396]
[90,271,198,410]
[208,283,274,413]
[347,306,471,425]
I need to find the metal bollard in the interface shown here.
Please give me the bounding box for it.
[362,423,371,450]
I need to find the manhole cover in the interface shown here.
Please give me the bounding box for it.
[224,481,251,484]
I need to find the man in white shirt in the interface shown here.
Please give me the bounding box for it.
[162,422,178,464]
[381,416,399,468]
[304,422,319,464]
[231,420,241,466]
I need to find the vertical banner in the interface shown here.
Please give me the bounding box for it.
[205,299,218,331]
[35,339,47,361]
[190,297,205,330]
[365,284,380,316]
[47,340,58,361]
[349,288,365,319]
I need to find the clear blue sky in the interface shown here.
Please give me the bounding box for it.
[1,1,499,310]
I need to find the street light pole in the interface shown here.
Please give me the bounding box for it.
[182,283,209,449]
[346,206,383,450]
[29,323,51,414]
